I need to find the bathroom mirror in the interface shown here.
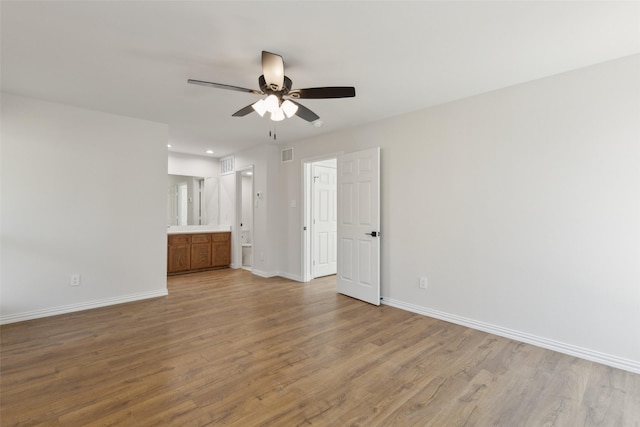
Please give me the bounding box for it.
[167,174,218,226]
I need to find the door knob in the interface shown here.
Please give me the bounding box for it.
[365,231,379,237]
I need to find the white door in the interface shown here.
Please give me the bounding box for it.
[337,147,381,305]
[312,163,337,278]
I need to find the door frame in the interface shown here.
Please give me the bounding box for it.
[234,165,254,272]
[301,152,343,282]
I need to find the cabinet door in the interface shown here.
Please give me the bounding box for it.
[212,232,231,267]
[191,244,212,269]
[168,234,191,273]
[190,234,212,270]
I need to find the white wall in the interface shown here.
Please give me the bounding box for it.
[168,151,218,178]
[276,55,640,371]
[1,93,169,323]
[219,172,236,229]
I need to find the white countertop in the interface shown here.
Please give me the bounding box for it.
[167,225,231,235]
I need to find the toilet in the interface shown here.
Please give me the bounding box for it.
[241,230,252,268]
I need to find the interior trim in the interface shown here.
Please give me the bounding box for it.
[0,289,168,325]
[382,297,640,374]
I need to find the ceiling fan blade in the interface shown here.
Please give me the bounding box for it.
[288,87,356,99]
[232,104,256,117]
[290,101,320,122]
[262,51,285,91]
[188,79,262,95]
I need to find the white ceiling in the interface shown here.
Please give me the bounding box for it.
[2,1,639,158]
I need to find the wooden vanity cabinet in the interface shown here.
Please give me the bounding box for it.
[168,232,231,275]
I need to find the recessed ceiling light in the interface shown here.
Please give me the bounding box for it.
[167,144,172,148]
[206,150,214,154]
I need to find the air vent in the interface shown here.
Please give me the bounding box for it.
[281,148,293,163]
[220,156,234,175]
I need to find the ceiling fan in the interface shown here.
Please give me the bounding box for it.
[188,51,356,123]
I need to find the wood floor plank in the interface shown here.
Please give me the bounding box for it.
[1,269,639,426]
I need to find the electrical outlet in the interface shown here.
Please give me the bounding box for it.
[419,276,427,289]
[70,274,81,286]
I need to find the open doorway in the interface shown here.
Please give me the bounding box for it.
[303,157,338,281]
[236,166,254,271]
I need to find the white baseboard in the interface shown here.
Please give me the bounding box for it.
[277,272,303,282]
[0,289,168,325]
[251,269,278,278]
[382,297,640,375]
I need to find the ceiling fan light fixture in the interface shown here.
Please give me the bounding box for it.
[271,108,285,122]
[281,100,298,118]
[188,51,355,127]
[264,94,280,113]
[252,99,267,117]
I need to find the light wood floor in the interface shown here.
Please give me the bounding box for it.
[1,269,639,426]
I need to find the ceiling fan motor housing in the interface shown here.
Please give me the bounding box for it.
[259,75,293,98]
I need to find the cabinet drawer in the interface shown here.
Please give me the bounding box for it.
[168,234,190,245]
[191,234,212,244]
[212,232,230,242]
